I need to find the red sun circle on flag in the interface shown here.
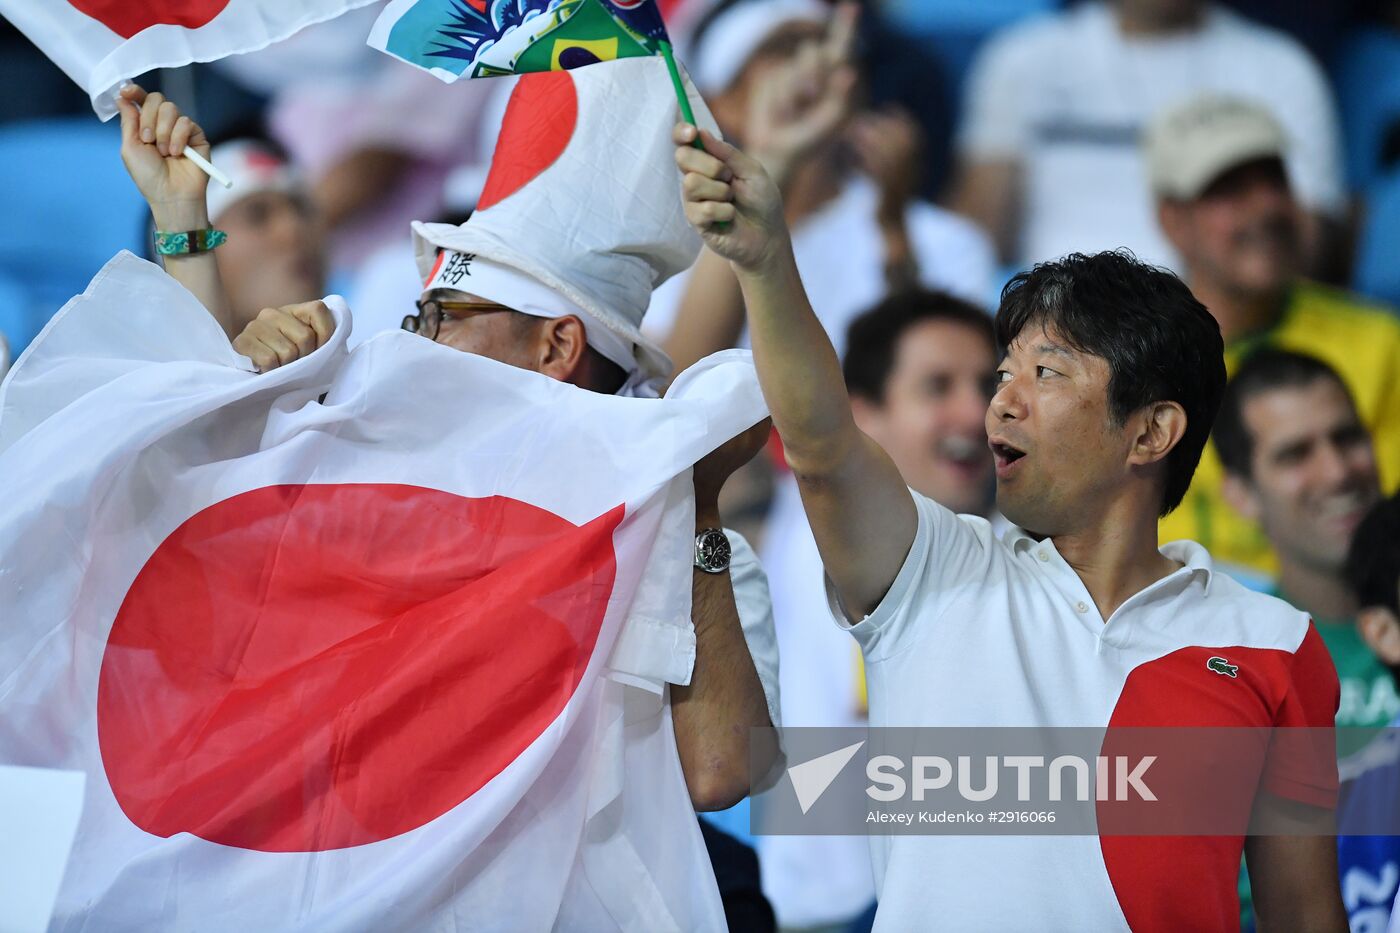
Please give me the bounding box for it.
[66,0,232,39]
[476,71,579,212]
[97,484,623,853]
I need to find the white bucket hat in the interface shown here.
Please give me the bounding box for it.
[413,56,721,382]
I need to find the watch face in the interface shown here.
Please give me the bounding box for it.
[695,529,731,573]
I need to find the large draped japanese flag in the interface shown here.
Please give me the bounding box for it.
[0,0,376,119]
[0,252,766,930]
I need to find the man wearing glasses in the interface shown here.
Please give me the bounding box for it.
[116,68,782,840]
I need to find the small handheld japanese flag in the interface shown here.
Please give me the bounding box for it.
[0,252,766,930]
[0,0,376,118]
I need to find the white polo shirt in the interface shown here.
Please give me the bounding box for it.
[833,490,1339,932]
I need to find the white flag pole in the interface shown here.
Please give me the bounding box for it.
[182,147,232,189]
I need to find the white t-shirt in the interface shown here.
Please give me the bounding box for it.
[833,490,1338,931]
[644,175,995,349]
[958,0,1345,270]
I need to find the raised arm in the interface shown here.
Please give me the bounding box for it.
[673,126,915,619]
[116,85,235,339]
[116,85,334,371]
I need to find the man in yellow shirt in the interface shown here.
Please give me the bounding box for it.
[1147,94,1400,576]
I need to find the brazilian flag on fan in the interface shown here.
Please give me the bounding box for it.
[369,0,681,80]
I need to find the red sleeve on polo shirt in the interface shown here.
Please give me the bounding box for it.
[1261,622,1341,809]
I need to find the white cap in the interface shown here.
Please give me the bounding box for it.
[413,57,721,382]
[204,140,304,223]
[1144,94,1289,200]
[689,0,829,95]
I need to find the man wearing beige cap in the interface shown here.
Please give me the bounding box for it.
[1148,94,1400,579]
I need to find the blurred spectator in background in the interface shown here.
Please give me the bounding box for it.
[1149,95,1400,577]
[1338,493,1400,931]
[189,139,326,337]
[210,3,498,276]
[649,0,993,368]
[758,290,1000,931]
[1213,350,1396,750]
[948,0,1345,275]
[345,163,488,347]
[841,0,956,200]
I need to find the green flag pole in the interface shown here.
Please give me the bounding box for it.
[659,40,704,150]
[659,38,727,228]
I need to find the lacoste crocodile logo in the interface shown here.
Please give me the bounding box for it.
[1206,656,1239,678]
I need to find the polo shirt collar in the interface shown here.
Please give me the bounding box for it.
[1003,527,1216,595]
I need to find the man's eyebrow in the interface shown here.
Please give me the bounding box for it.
[1031,342,1077,361]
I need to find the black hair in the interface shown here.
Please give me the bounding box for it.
[1346,494,1400,615]
[1213,349,1353,480]
[993,250,1225,517]
[842,288,993,402]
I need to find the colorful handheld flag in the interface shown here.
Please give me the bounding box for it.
[369,0,675,81]
[0,0,377,119]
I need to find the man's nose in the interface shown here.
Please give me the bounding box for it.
[272,205,312,248]
[1246,176,1295,216]
[989,376,1024,423]
[1310,437,1355,487]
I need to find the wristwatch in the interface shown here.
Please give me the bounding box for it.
[694,528,732,574]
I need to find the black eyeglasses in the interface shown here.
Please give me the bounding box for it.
[402,298,514,342]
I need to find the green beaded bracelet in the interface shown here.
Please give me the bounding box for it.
[154,229,228,256]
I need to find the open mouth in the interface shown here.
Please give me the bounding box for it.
[989,440,1026,476]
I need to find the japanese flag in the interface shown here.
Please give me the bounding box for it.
[0,0,376,119]
[0,252,766,930]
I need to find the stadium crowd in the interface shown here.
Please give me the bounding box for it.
[3,0,1400,930]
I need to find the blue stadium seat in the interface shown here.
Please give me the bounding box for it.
[0,117,148,356]
[881,0,1057,33]
[1353,167,1400,310]
[1333,28,1400,193]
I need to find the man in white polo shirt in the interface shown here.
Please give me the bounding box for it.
[674,117,1347,928]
